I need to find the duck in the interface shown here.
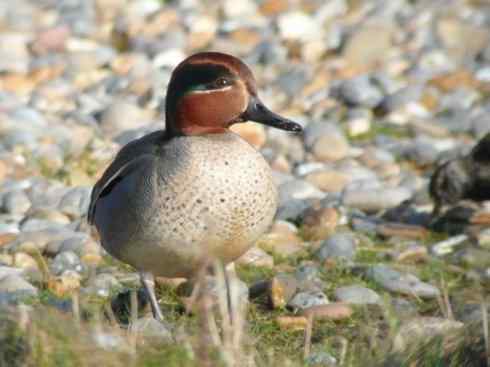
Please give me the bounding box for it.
[430,132,490,217]
[88,52,302,321]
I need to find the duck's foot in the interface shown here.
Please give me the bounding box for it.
[139,272,164,322]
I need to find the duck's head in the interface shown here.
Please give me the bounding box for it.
[165,52,303,136]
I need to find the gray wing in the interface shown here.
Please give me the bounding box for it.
[88,130,166,224]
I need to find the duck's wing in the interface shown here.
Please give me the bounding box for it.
[88,130,166,224]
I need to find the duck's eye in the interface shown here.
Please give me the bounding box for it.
[214,77,231,88]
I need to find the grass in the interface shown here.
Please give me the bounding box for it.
[0,230,487,366]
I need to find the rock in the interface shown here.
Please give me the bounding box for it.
[276,316,308,331]
[302,303,353,320]
[230,122,266,149]
[236,246,274,268]
[277,12,320,42]
[57,187,91,218]
[0,274,38,303]
[288,290,329,311]
[337,75,384,108]
[431,234,468,256]
[278,179,326,203]
[2,190,31,215]
[343,25,394,67]
[312,134,350,162]
[316,233,357,263]
[436,16,489,63]
[393,317,463,353]
[334,285,380,305]
[98,99,152,139]
[301,206,339,240]
[50,251,84,276]
[0,33,30,73]
[130,316,173,344]
[366,265,440,299]
[342,187,411,213]
[222,0,257,18]
[269,273,298,309]
[393,244,428,263]
[30,25,70,55]
[305,170,350,193]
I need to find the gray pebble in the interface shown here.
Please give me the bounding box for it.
[50,251,84,276]
[2,190,31,215]
[337,75,384,108]
[342,187,411,213]
[334,285,380,305]
[288,290,329,310]
[366,265,440,299]
[316,233,357,262]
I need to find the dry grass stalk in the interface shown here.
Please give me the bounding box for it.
[303,313,313,359]
[482,301,489,367]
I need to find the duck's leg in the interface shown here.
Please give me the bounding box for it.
[140,272,164,322]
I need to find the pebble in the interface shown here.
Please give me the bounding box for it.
[337,76,384,108]
[0,274,38,303]
[302,303,353,320]
[2,190,31,215]
[276,316,308,331]
[316,233,357,263]
[342,187,412,213]
[288,290,329,311]
[312,134,350,162]
[269,273,298,309]
[236,246,274,268]
[334,285,381,305]
[366,265,440,299]
[50,251,84,276]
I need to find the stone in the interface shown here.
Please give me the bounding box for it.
[236,246,274,268]
[0,274,38,303]
[337,75,384,108]
[278,179,326,203]
[301,206,339,240]
[98,99,152,139]
[302,303,353,320]
[367,265,440,299]
[0,33,30,73]
[342,187,411,213]
[305,170,350,193]
[48,270,81,297]
[50,251,84,276]
[277,12,320,42]
[316,233,357,263]
[343,25,394,67]
[230,122,266,149]
[2,190,31,215]
[334,285,381,305]
[30,25,71,55]
[288,290,329,311]
[276,316,308,331]
[269,273,298,309]
[312,134,350,162]
[83,273,121,298]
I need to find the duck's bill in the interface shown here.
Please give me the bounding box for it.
[242,97,303,132]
